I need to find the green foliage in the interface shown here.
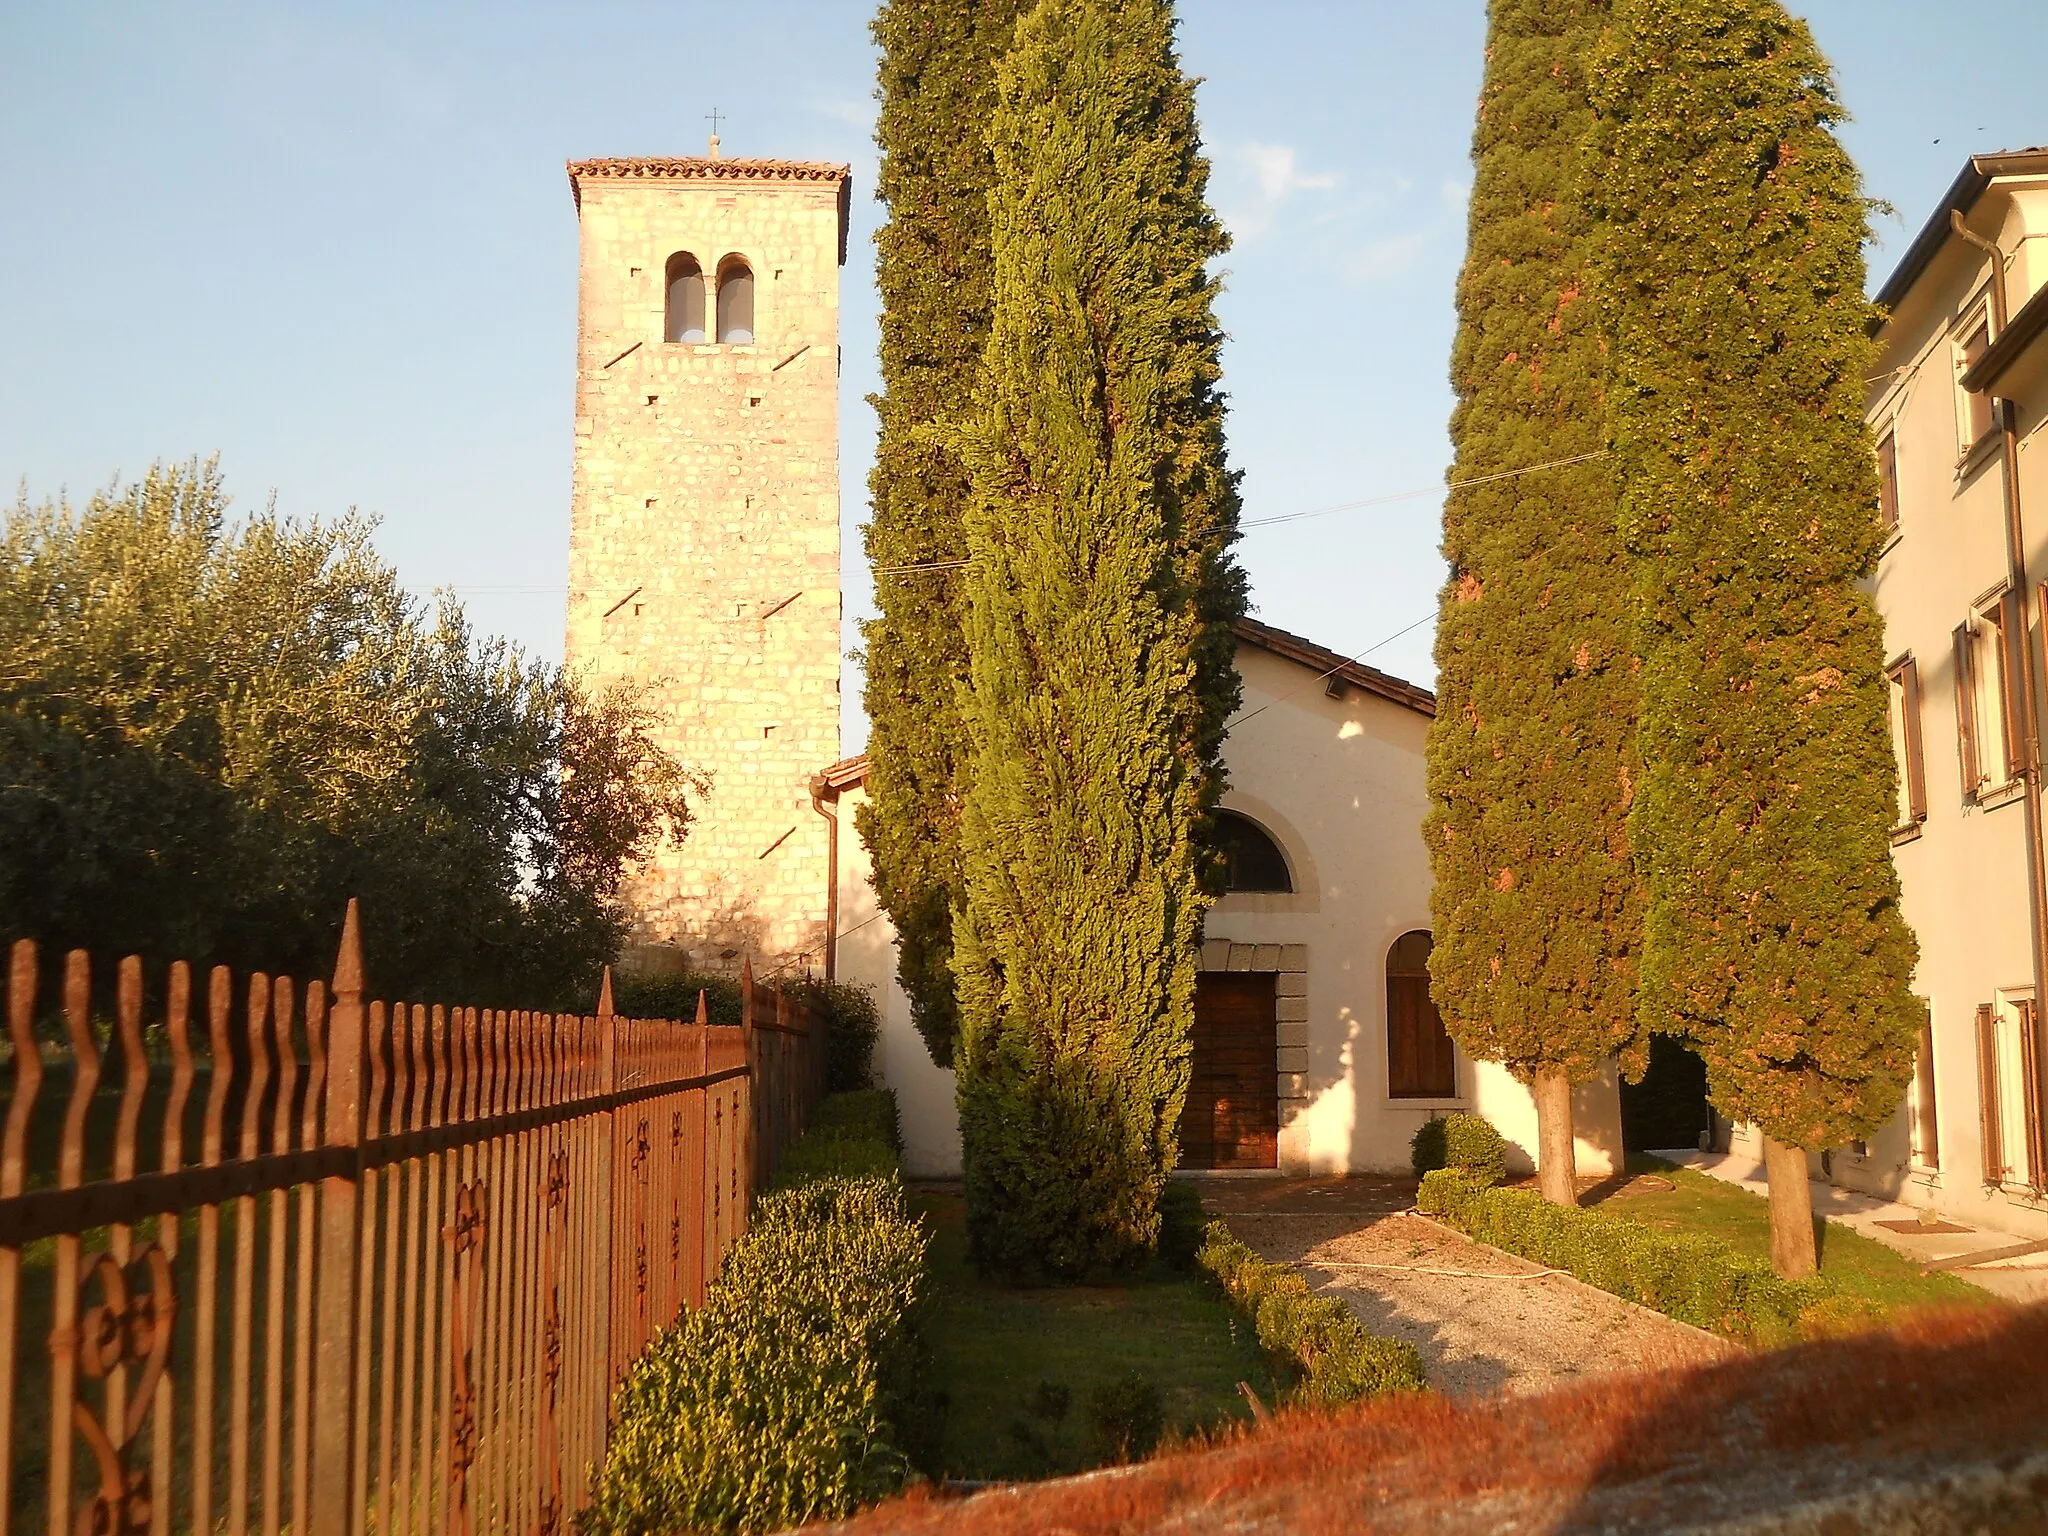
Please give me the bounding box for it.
[1196,1222,1428,1403]
[0,460,697,1003]
[952,0,1244,1284]
[773,1089,903,1189]
[1087,1371,1165,1463]
[585,1096,932,1535]
[860,0,1035,1069]
[1589,1,1920,1147]
[1156,1180,1207,1271]
[608,976,880,1091]
[610,972,744,1025]
[1424,0,1645,1093]
[808,980,883,1092]
[1418,1169,1851,1347]
[1409,1112,1509,1187]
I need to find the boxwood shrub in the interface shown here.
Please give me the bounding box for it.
[582,1092,932,1534]
[1410,1111,1509,1186]
[1415,1168,1863,1346]
[1197,1222,1427,1404]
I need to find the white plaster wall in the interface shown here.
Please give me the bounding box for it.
[828,636,1625,1183]
[830,785,963,1177]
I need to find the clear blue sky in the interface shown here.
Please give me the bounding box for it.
[3,3,2042,749]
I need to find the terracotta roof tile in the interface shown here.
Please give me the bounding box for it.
[1231,616,1437,718]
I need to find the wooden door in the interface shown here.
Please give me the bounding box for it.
[1179,972,1279,1170]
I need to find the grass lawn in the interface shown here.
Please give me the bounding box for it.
[1593,1155,1991,1316]
[911,1185,1278,1482]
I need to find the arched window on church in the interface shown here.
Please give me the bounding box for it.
[716,257,755,343]
[664,253,705,343]
[1215,810,1292,893]
[1386,930,1456,1099]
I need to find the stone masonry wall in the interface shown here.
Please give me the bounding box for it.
[565,165,845,973]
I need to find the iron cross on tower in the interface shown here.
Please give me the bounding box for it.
[705,106,724,156]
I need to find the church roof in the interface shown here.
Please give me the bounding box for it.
[819,619,1434,798]
[566,156,854,261]
[1231,617,1436,718]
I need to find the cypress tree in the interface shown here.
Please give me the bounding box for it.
[1425,0,1644,1208]
[860,0,1033,1068]
[1590,0,1920,1276]
[953,0,1242,1281]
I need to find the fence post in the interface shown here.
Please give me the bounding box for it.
[741,959,758,1199]
[596,967,617,1393]
[310,901,366,1536]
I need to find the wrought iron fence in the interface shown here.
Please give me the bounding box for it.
[0,900,828,1535]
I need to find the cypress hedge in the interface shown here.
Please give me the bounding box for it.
[859,0,1034,1069]
[1589,0,1920,1275]
[1425,0,1644,1207]
[952,0,1242,1281]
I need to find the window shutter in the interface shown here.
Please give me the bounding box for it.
[1914,1009,1940,1170]
[1954,622,1981,800]
[1901,657,1928,822]
[2000,588,2029,782]
[1877,434,1899,534]
[2020,1000,2047,1193]
[1978,1002,2005,1185]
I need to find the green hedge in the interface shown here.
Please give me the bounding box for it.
[582,1093,931,1534]
[771,1090,903,1189]
[1197,1222,1427,1405]
[1410,1112,1508,1186]
[1416,1168,1855,1346]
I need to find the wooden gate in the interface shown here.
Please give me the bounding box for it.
[1179,972,1279,1170]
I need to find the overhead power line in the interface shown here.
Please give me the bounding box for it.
[869,449,1612,574]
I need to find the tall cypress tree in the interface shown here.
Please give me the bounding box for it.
[860,0,1033,1068]
[1425,0,1643,1208]
[1590,0,1920,1276]
[953,0,1242,1281]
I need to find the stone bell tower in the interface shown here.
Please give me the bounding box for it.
[565,149,850,972]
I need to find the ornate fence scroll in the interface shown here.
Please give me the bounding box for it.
[0,901,829,1535]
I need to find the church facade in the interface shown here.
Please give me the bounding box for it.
[565,154,1621,1178]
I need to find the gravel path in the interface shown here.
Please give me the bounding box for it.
[1207,1176,1732,1399]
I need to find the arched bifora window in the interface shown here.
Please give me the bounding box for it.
[716,257,755,343]
[1386,929,1456,1099]
[1215,810,1292,893]
[664,253,705,343]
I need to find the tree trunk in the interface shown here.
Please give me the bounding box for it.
[1534,1069,1578,1206]
[1763,1134,1818,1278]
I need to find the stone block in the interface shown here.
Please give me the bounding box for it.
[1201,938,1231,972]
[1276,995,1309,1024]
[1252,943,1283,972]
[1277,1020,1309,1048]
[1279,1071,1310,1100]
[1276,1046,1308,1074]
[1275,970,1309,999]
[1226,944,1254,972]
[1280,943,1309,972]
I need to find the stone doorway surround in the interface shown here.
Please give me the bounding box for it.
[1198,939,1309,1156]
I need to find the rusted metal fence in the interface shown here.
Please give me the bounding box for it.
[0,901,828,1535]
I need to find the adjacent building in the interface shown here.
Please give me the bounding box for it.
[1817,148,2048,1242]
